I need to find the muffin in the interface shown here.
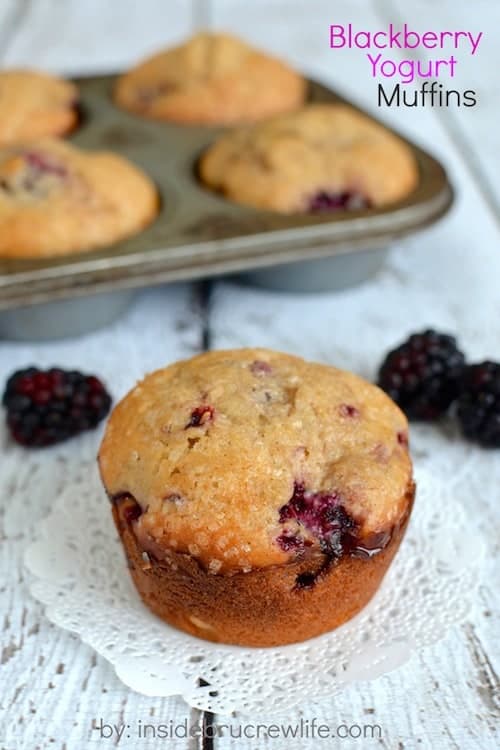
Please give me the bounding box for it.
[200,104,418,213]
[0,138,158,258]
[114,32,306,125]
[99,349,415,647]
[0,69,78,146]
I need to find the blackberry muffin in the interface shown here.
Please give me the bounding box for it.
[0,70,78,146]
[114,32,306,125]
[99,349,414,647]
[0,138,158,258]
[200,104,418,213]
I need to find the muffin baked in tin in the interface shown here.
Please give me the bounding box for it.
[200,104,419,213]
[0,69,78,146]
[0,138,159,258]
[99,348,415,646]
[115,32,306,125]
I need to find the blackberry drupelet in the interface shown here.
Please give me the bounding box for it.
[378,329,465,420]
[457,361,500,448]
[2,367,112,447]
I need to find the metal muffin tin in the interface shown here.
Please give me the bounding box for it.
[0,74,453,339]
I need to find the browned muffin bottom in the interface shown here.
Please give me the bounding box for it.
[99,349,415,647]
[112,483,414,647]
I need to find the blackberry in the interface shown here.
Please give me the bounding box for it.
[308,190,371,213]
[2,367,112,447]
[457,362,500,448]
[185,404,214,429]
[378,330,466,420]
[277,482,356,558]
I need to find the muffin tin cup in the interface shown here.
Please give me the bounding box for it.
[0,74,453,339]
[0,289,137,341]
[240,246,390,292]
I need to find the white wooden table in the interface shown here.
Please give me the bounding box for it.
[1,2,499,748]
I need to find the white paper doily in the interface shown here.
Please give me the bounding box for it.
[25,463,484,715]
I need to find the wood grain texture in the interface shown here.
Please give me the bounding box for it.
[0,1,499,749]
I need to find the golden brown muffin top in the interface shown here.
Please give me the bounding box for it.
[200,104,418,212]
[99,349,413,574]
[0,138,158,258]
[0,69,78,146]
[114,32,306,124]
